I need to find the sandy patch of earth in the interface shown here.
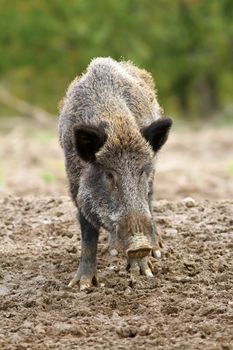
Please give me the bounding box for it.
[0,196,232,349]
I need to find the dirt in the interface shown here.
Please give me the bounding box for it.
[0,122,233,200]
[1,121,233,348]
[0,196,232,350]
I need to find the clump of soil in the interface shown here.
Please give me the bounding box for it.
[0,197,232,349]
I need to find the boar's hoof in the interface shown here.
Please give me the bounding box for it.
[127,256,153,282]
[126,236,152,259]
[68,272,98,291]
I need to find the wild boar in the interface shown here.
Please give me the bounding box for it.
[59,57,172,290]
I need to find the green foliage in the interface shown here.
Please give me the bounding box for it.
[29,130,56,143]
[227,161,233,177]
[0,0,232,118]
[0,166,6,188]
[41,171,56,184]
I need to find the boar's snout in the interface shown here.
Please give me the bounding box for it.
[126,235,152,259]
[117,213,152,259]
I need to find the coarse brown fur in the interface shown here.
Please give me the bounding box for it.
[59,57,165,204]
[59,58,162,152]
[59,57,172,288]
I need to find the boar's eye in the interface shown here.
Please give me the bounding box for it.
[104,170,117,190]
[105,171,114,181]
[139,169,145,177]
[140,164,152,177]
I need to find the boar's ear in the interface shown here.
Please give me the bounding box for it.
[73,125,107,162]
[141,117,172,153]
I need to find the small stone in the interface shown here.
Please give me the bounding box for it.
[110,248,118,256]
[165,228,178,237]
[66,246,77,254]
[55,211,63,217]
[24,299,36,308]
[118,271,127,277]
[116,326,137,338]
[0,286,9,296]
[124,287,131,296]
[182,197,196,208]
[43,218,52,224]
[138,325,152,336]
[70,325,86,336]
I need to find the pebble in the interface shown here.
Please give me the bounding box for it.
[118,271,127,277]
[66,246,77,254]
[124,287,132,296]
[182,197,196,208]
[110,248,118,257]
[116,326,137,338]
[0,286,9,296]
[138,325,152,336]
[165,228,178,237]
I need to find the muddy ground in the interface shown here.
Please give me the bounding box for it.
[0,122,233,349]
[0,196,232,350]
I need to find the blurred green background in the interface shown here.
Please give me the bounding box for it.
[0,0,232,120]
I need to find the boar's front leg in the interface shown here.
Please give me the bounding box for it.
[68,211,99,291]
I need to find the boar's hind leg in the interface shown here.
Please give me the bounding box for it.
[68,211,99,291]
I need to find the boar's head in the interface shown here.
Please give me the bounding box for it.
[73,117,172,258]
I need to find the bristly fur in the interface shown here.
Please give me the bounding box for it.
[59,57,163,155]
[59,57,172,287]
[59,57,171,225]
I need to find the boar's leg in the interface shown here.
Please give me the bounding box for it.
[99,229,119,256]
[68,211,99,290]
[108,229,120,256]
[127,256,153,282]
